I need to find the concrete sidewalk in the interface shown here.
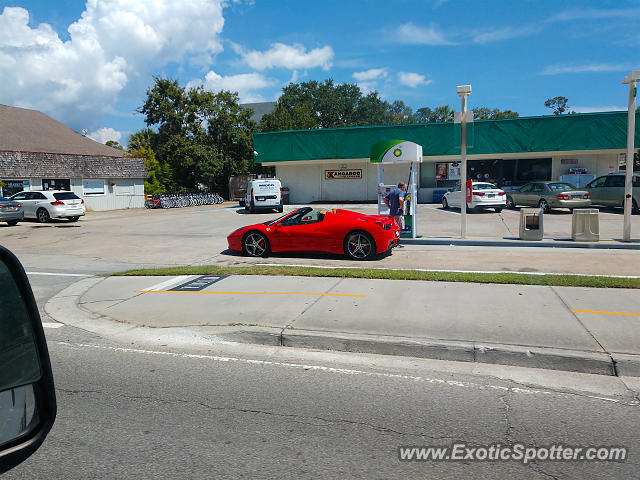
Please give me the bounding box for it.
[47,274,640,377]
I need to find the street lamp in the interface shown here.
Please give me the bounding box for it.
[456,84,472,238]
[621,71,639,242]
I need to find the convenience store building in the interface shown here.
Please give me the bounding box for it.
[252,111,640,204]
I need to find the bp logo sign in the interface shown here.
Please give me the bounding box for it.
[370,140,423,164]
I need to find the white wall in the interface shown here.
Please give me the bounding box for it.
[276,160,418,203]
[552,153,618,179]
[70,178,146,211]
[270,152,623,204]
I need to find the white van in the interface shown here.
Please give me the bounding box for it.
[245,178,283,213]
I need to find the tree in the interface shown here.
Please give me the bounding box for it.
[106,140,124,150]
[259,79,411,131]
[128,128,156,150]
[544,96,571,115]
[138,76,259,192]
[415,107,433,123]
[432,105,455,122]
[473,107,519,120]
[128,146,171,194]
[389,100,417,124]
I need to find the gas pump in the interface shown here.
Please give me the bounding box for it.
[370,140,423,238]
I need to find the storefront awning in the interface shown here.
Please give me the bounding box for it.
[253,111,640,163]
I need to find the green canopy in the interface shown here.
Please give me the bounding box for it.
[253,111,640,163]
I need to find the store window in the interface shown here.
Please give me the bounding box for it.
[42,179,70,191]
[0,180,29,197]
[421,163,460,189]
[471,158,551,187]
[83,179,105,195]
[514,158,552,183]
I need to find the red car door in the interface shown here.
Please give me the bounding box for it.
[272,209,330,252]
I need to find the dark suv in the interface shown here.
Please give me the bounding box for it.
[586,173,639,214]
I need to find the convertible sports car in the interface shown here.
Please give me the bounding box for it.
[227,207,400,260]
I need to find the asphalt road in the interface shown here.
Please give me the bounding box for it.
[5,320,640,479]
[2,207,640,478]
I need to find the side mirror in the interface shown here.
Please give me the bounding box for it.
[0,246,56,474]
[447,188,453,192]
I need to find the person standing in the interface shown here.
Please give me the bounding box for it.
[384,182,407,230]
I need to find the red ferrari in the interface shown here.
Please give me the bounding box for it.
[227,207,400,260]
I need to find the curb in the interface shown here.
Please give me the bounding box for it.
[46,278,638,377]
[401,237,640,250]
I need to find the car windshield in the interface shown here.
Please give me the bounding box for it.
[472,183,497,190]
[264,207,312,226]
[548,183,576,192]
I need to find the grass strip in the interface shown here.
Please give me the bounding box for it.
[112,265,640,289]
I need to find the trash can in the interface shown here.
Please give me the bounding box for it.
[432,189,447,203]
[519,208,543,241]
[282,187,290,205]
[572,208,599,242]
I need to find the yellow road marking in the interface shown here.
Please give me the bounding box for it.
[138,290,365,298]
[571,309,640,317]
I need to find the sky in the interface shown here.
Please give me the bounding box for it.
[1,0,639,146]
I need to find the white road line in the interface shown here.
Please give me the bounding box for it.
[254,263,640,278]
[26,271,92,277]
[53,341,636,405]
[143,275,192,291]
[42,323,64,329]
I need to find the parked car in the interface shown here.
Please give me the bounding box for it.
[585,173,640,214]
[244,178,283,213]
[228,207,399,260]
[9,190,85,223]
[442,182,506,212]
[0,197,24,226]
[506,181,591,212]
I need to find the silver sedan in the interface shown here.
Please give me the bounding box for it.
[506,181,591,212]
[0,197,24,226]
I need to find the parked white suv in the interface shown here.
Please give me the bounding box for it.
[10,190,86,222]
[245,179,283,213]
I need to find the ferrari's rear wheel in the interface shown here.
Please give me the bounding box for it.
[242,231,270,257]
[442,197,449,209]
[344,231,376,260]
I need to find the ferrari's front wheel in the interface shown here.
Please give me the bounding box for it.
[242,231,270,257]
[344,231,376,260]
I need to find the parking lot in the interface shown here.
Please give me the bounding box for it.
[1,202,639,276]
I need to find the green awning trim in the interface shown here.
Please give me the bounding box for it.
[369,139,406,163]
[253,111,640,163]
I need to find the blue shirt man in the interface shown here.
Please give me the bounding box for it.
[384,182,407,230]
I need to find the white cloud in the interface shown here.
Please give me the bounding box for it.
[473,25,540,44]
[242,43,333,70]
[395,22,455,45]
[397,72,432,88]
[204,70,275,103]
[188,70,275,103]
[541,63,630,75]
[353,68,388,81]
[357,82,377,95]
[547,8,640,22]
[0,2,225,129]
[88,127,122,144]
[573,105,627,113]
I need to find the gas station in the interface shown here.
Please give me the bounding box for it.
[370,139,422,238]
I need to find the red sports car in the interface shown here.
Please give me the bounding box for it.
[227,207,400,260]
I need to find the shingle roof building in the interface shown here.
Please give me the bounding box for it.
[0,104,147,178]
[0,104,148,210]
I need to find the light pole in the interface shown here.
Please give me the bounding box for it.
[622,71,639,242]
[456,84,472,238]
